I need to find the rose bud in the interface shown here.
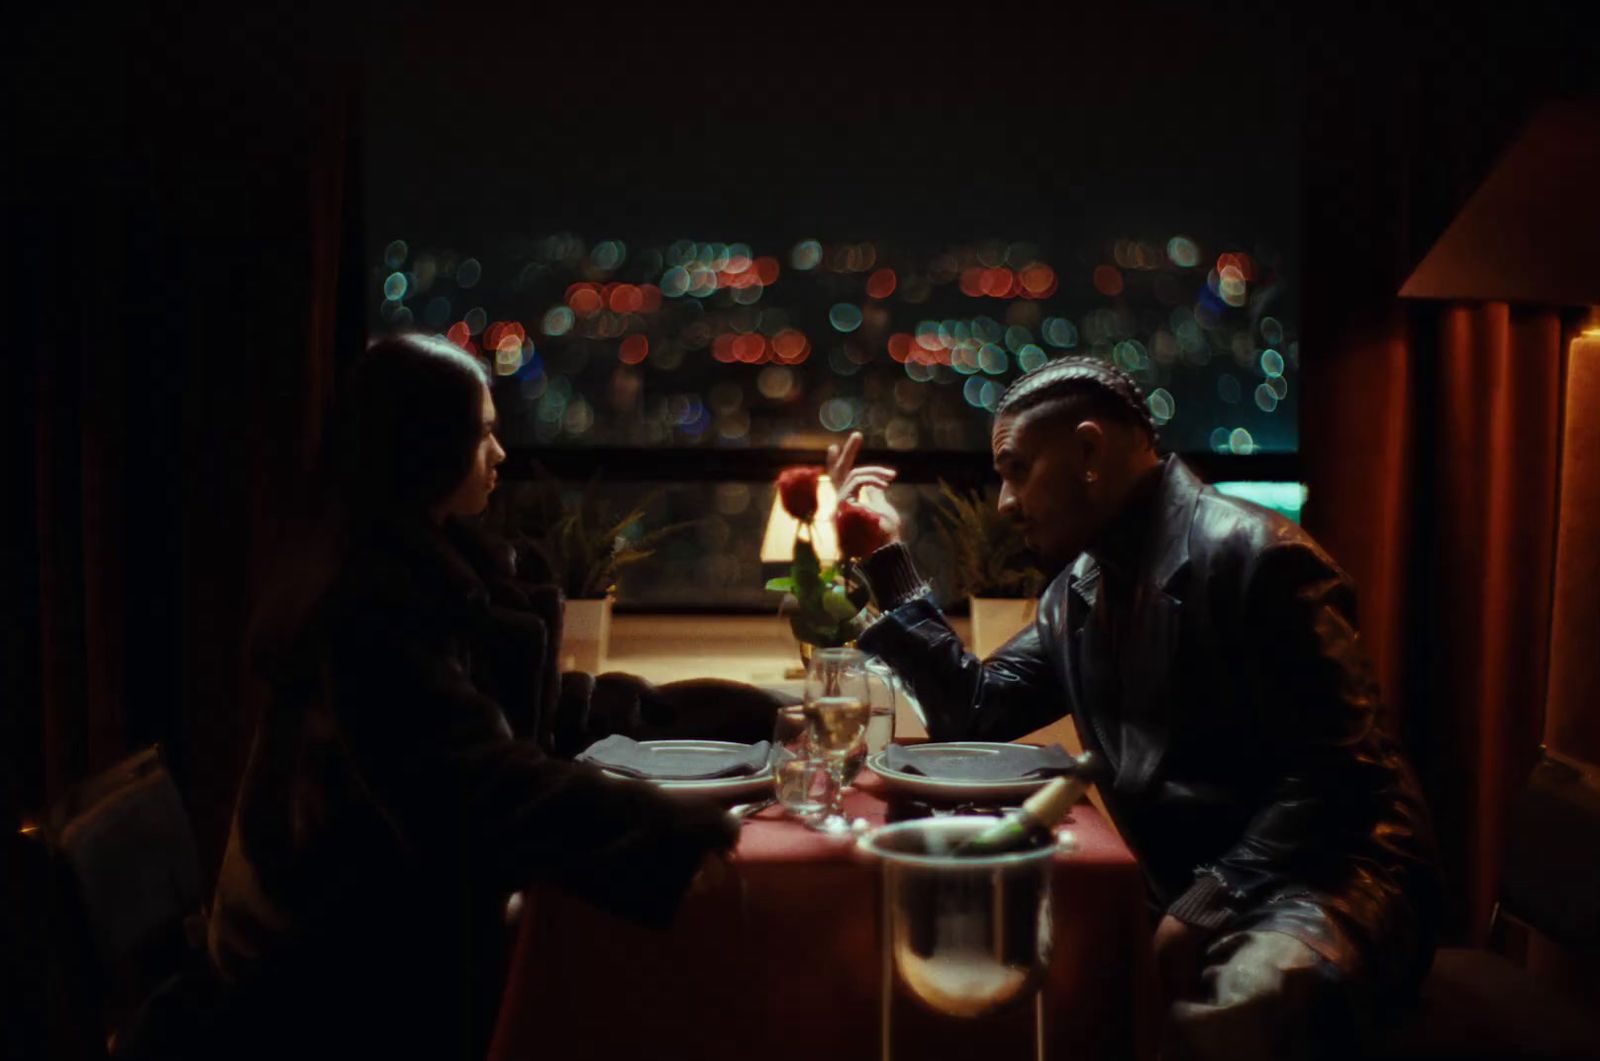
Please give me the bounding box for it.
[835,499,890,559]
[776,465,821,522]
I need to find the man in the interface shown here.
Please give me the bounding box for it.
[831,357,1438,1060]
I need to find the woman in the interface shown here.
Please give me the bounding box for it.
[206,333,739,1060]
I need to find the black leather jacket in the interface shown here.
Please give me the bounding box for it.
[860,457,1439,980]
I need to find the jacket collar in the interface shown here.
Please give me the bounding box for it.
[1069,455,1201,606]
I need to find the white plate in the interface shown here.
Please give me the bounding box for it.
[597,740,774,801]
[866,743,1056,803]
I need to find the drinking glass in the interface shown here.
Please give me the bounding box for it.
[804,647,878,835]
[770,704,832,820]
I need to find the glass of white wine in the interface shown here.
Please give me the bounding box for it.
[804,647,875,836]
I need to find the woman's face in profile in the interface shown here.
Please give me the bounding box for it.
[437,383,506,520]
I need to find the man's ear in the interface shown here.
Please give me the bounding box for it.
[1073,419,1106,472]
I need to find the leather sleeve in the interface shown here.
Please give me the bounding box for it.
[1172,540,1410,920]
[859,595,1067,742]
[333,622,737,929]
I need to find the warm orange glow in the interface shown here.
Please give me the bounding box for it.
[638,284,663,313]
[866,267,897,299]
[446,321,471,347]
[887,333,913,362]
[1019,263,1056,298]
[567,284,603,317]
[618,334,648,364]
[772,328,809,363]
[609,284,643,313]
[959,267,985,298]
[712,333,738,363]
[980,268,1016,298]
[1217,252,1256,281]
[1093,265,1125,297]
[754,256,781,285]
[733,333,767,363]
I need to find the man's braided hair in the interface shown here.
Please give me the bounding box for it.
[994,355,1159,445]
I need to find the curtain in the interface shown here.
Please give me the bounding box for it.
[1304,302,1569,943]
[5,7,360,877]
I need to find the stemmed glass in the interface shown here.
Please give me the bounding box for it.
[803,647,875,836]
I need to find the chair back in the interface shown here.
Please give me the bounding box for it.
[1499,751,1600,948]
[43,746,203,1045]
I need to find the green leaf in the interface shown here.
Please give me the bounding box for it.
[822,582,857,621]
[765,576,797,593]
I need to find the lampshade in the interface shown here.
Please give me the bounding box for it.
[760,476,839,563]
[1399,101,1600,305]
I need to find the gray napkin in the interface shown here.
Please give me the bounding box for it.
[577,735,772,780]
[884,743,1076,781]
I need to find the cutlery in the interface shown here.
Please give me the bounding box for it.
[730,798,778,819]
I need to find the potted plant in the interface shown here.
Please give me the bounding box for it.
[489,474,695,672]
[929,480,1046,658]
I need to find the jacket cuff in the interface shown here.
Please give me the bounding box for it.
[856,542,929,610]
[1166,871,1235,930]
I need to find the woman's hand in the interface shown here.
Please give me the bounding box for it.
[689,849,738,897]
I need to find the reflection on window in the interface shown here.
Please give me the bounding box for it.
[1212,481,1307,524]
[372,232,1298,455]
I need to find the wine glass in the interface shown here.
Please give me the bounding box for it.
[804,647,874,835]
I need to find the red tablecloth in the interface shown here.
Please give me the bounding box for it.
[489,773,1157,1061]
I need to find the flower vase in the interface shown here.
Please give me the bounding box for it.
[563,597,613,674]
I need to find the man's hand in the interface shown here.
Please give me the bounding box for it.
[1152,914,1209,1004]
[826,431,902,547]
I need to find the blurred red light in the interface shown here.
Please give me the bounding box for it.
[980,268,1016,298]
[887,333,913,362]
[638,285,663,313]
[959,267,986,298]
[567,284,603,317]
[618,334,648,364]
[773,329,809,363]
[1092,265,1125,297]
[446,322,471,347]
[754,256,781,285]
[609,284,643,313]
[733,333,767,363]
[712,334,738,363]
[866,268,897,300]
[1019,264,1056,297]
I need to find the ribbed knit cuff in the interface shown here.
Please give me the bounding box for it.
[1166,871,1235,930]
[856,542,929,611]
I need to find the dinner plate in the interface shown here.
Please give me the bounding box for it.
[865,742,1057,803]
[598,740,774,801]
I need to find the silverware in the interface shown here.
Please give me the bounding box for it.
[729,798,778,820]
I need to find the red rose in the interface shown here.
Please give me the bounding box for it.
[776,466,821,522]
[835,499,890,559]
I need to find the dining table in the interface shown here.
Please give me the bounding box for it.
[487,762,1159,1061]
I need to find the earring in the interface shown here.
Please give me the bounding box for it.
[1085,471,1097,484]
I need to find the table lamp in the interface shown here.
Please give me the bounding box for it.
[759,474,840,564]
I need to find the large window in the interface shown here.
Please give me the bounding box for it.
[366,13,1302,609]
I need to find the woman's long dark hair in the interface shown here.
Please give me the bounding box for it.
[338,333,493,528]
[250,333,493,678]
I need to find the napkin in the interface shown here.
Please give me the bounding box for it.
[883,743,1077,781]
[577,735,772,780]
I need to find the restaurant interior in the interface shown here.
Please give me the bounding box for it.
[6,3,1599,1059]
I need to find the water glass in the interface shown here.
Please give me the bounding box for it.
[770,704,833,820]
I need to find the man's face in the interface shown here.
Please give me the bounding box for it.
[991,410,1096,568]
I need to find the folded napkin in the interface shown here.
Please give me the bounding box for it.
[883,743,1076,781]
[577,735,772,780]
